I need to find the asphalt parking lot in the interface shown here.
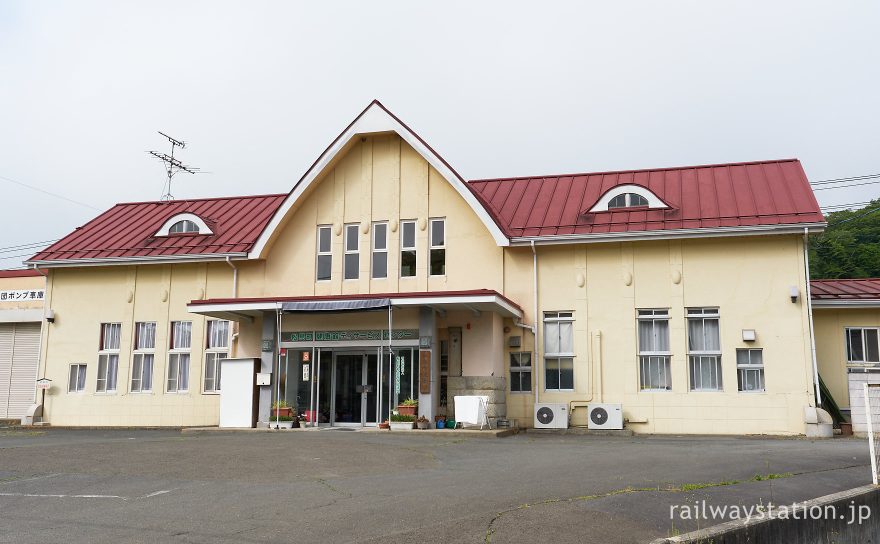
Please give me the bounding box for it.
[0,428,870,543]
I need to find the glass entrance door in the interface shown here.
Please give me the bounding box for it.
[331,352,380,427]
[333,354,363,425]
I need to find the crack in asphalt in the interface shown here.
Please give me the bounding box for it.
[483,463,870,543]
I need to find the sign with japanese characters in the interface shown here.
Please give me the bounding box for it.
[0,289,44,303]
[280,329,419,343]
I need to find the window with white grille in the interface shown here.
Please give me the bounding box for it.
[400,220,416,277]
[510,352,532,392]
[638,309,671,391]
[68,364,87,393]
[737,349,764,392]
[429,218,445,276]
[687,308,722,391]
[847,328,880,364]
[316,225,332,281]
[167,321,191,393]
[131,322,155,393]
[372,222,388,279]
[204,320,229,393]
[96,322,120,393]
[544,312,574,391]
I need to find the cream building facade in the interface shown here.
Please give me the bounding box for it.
[28,101,829,434]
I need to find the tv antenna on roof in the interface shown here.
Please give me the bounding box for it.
[148,131,201,201]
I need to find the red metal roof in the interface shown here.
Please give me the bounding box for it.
[29,194,286,263]
[468,159,824,238]
[810,279,880,301]
[190,289,523,312]
[0,269,42,278]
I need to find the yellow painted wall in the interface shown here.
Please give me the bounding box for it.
[504,235,815,435]
[248,135,504,299]
[815,307,880,410]
[40,264,234,426]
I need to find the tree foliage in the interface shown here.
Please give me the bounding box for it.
[809,199,880,279]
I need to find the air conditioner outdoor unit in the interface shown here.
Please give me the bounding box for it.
[587,403,623,430]
[534,403,568,429]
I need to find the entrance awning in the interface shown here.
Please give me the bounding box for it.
[281,299,390,312]
[186,289,523,322]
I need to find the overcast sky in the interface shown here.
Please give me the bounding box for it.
[1,1,878,267]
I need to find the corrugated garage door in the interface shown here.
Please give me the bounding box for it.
[0,323,41,419]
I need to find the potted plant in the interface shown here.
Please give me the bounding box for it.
[389,413,415,430]
[268,415,294,429]
[272,400,293,418]
[416,415,430,430]
[397,398,418,417]
[378,419,391,430]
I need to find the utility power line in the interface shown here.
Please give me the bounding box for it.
[0,239,60,254]
[814,179,880,191]
[811,173,880,186]
[0,174,101,211]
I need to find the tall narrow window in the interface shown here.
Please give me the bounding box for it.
[168,321,192,393]
[510,352,532,392]
[372,222,388,279]
[429,218,445,276]
[687,308,722,391]
[400,220,417,277]
[131,322,156,393]
[96,322,120,393]
[846,328,880,364]
[204,320,230,393]
[344,223,359,280]
[68,364,87,393]
[316,226,332,281]
[637,309,671,391]
[737,349,765,392]
[544,312,574,391]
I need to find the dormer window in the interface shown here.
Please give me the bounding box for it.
[156,213,213,236]
[169,220,199,234]
[588,184,668,213]
[608,193,649,209]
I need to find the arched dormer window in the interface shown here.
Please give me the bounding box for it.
[156,213,213,236]
[588,184,668,213]
[169,220,199,234]
[608,193,648,209]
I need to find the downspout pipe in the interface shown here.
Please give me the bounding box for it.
[803,228,822,407]
[531,241,539,406]
[225,256,238,298]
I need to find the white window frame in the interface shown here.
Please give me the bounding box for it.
[400,220,417,278]
[687,307,722,391]
[96,322,121,394]
[68,364,87,393]
[429,217,446,277]
[371,222,388,280]
[509,352,532,393]
[316,225,332,282]
[167,321,192,393]
[204,320,230,394]
[343,223,359,280]
[846,327,880,364]
[637,309,672,391]
[736,348,765,393]
[543,311,575,392]
[131,321,156,393]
